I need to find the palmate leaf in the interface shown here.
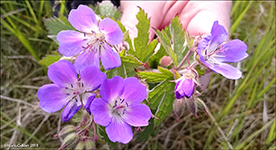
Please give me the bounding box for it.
[43,16,75,36]
[138,66,175,126]
[169,16,188,65]
[155,29,178,66]
[132,8,158,63]
[105,54,142,78]
[155,16,188,66]
[137,66,174,83]
[148,81,175,126]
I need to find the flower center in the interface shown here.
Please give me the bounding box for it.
[96,32,105,42]
[64,82,88,102]
[111,98,129,116]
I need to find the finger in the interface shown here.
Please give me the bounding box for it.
[178,1,232,36]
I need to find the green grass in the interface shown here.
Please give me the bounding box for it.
[1,1,275,149]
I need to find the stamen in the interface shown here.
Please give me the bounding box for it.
[71,84,73,88]
[126,102,129,107]
[75,98,78,102]
[122,109,126,115]
[66,93,70,96]
[82,83,84,87]
[113,100,117,108]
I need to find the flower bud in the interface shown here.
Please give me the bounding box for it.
[75,141,85,150]
[84,139,95,150]
[59,125,76,140]
[59,132,79,150]
[173,99,185,121]
[185,97,198,118]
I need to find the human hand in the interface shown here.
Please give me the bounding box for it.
[119,1,232,40]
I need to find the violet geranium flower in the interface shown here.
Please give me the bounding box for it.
[175,74,195,99]
[37,60,106,122]
[197,21,248,79]
[90,76,152,144]
[57,5,123,71]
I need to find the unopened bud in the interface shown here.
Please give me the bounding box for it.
[173,99,185,121]
[59,132,79,150]
[185,97,198,118]
[160,56,172,67]
[75,141,85,150]
[59,125,76,140]
[84,139,95,150]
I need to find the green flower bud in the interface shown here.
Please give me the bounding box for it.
[75,141,85,150]
[60,132,79,150]
[59,125,76,140]
[84,139,95,150]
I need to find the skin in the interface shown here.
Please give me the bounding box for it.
[119,1,232,40]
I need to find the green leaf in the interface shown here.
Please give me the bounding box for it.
[148,44,167,68]
[106,55,142,78]
[169,16,187,65]
[133,8,157,63]
[148,81,175,126]
[156,29,178,66]
[137,118,157,142]
[266,119,276,144]
[39,51,61,67]
[137,66,174,83]
[43,17,75,36]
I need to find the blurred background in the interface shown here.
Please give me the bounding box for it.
[1,1,275,149]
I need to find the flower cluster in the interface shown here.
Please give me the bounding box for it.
[173,21,248,118]
[37,3,249,148]
[37,5,151,146]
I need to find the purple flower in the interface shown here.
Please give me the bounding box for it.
[175,73,195,99]
[37,60,106,122]
[57,5,123,71]
[90,76,152,144]
[197,21,248,79]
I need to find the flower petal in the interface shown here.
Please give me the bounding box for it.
[123,104,151,127]
[62,97,82,122]
[197,35,211,52]
[57,30,88,57]
[120,77,147,105]
[99,18,123,45]
[48,60,78,87]
[90,98,112,126]
[214,39,248,63]
[208,21,228,53]
[175,78,195,99]
[80,65,106,91]
[208,61,242,79]
[74,50,100,72]
[100,76,124,103]
[82,93,96,114]
[105,117,133,144]
[101,44,121,70]
[68,5,98,33]
[38,84,69,113]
